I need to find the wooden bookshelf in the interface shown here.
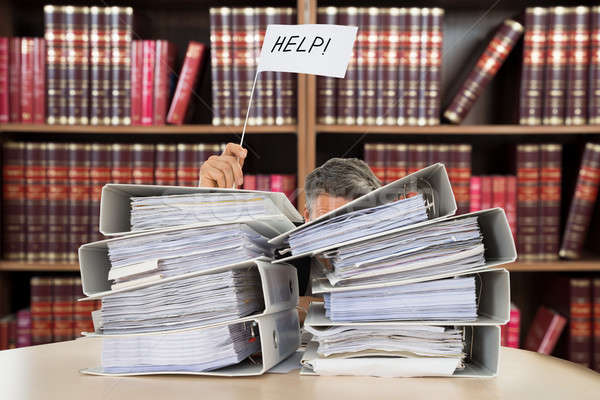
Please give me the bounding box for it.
[0,261,79,272]
[315,124,600,135]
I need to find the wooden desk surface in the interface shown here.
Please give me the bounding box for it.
[0,338,599,400]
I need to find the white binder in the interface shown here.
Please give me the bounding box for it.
[81,308,300,377]
[98,183,304,236]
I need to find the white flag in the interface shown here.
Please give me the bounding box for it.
[257,24,358,78]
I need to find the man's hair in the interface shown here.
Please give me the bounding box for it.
[304,157,382,211]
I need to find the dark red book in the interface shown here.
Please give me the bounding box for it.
[590,7,600,124]
[469,176,482,212]
[9,37,21,123]
[25,143,47,262]
[243,175,257,190]
[520,7,548,125]
[525,306,567,354]
[539,144,561,261]
[154,40,176,125]
[385,143,407,183]
[44,5,67,124]
[261,9,277,125]
[492,176,506,210]
[407,144,428,175]
[89,144,112,242]
[505,175,518,245]
[543,7,569,125]
[277,8,297,125]
[336,7,358,125]
[451,144,471,214]
[209,7,233,126]
[416,8,430,126]
[167,42,207,125]
[565,7,590,125]
[66,7,90,125]
[19,38,35,123]
[110,7,133,125]
[141,40,156,126]
[231,8,256,126]
[444,19,523,124]
[317,7,338,125]
[355,8,378,126]
[2,142,26,261]
[47,143,70,263]
[376,8,404,125]
[569,278,593,367]
[403,8,421,126]
[16,309,31,348]
[0,37,7,122]
[254,8,267,125]
[130,40,143,126]
[425,9,444,126]
[155,144,177,186]
[89,6,112,125]
[257,175,270,191]
[111,143,133,184]
[270,174,296,206]
[73,277,95,336]
[481,176,492,210]
[132,144,155,184]
[52,277,74,342]
[0,317,8,350]
[560,143,600,259]
[364,143,386,184]
[593,278,600,372]
[506,303,521,348]
[176,143,198,186]
[33,38,46,124]
[68,143,91,262]
[517,144,540,261]
[31,277,53,345]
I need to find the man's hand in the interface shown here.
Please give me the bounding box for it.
[199,143,247,188]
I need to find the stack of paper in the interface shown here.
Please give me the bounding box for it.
[101,322,261,374]
[288,194,429,255]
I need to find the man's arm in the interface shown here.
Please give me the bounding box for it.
[199,143,247,188]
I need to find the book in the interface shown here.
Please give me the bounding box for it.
[444,20,523,124]
[270,174,296,206]
[167,42,207,125]
[132,144,155,184]
[505,176,518,245]
[425,9,444,126]
[0,37,7,122]
[516,144,540,261]
[209,8,232,126]
[33,38,46,124]
[47,143,70,262]
[2,142,26,261]
[316,7,338,124]
[569,278,592,367]
[403,8,421,126]
[469,176,482,212]
[111,143,133,183]
[542,7,569,125]
[451,144,472,215]
[20,38,34,123]
[480,176,492,210]
[141,40,156,126]
[89,144,112,242]
[73,277,96,337]
[110,6,133,125]
[65,6,90,125]
[380,8,404,125]
[154,40,176,125]
[52,277,74,342]
[539,144,561,260]
[559,143,600,259]
[231,7,255,126]
[130,40,143,125]
[16,309,31,348]
[520,8,548,125]
[176,143,198,186]
[524,306,567,354]
[416,8,429,126]
[364,143,386,184]
[386,143,407,183]
[336,7,359,125]
[25,142,47,262]
[31,277,53,345]
[565,6,590,125]
[590,7,600,124]
[68,143,91,262]
[356,7,379,126]
[90,6,112,125]
[593,279,600,372]
[501,303,520,348]
[9,37,21,122]
[278,8,297,125]
[155,144,177,185]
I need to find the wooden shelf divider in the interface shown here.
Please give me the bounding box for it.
[0,261,79,272]
[315,124,600,135]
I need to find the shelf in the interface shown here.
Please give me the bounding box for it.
[0,261,79,272]
[0,123,298,135]
[316,124,600,135]
[506,260,600,272]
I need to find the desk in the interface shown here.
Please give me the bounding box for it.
[0,338,598,400]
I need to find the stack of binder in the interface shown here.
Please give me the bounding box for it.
[270,164,516,377]
[76,184,304,376]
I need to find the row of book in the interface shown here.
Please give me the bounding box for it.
[210,7,297,126]
[242,174,297,206]
[317,7,443,126]
[1,141,225,262]
[0,276,99,350]
[363,143,471,213]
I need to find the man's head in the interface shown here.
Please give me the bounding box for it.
[304,158,382,221]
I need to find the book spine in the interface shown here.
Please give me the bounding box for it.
[453,144,471,215]
[590,7,600,124]
[257,174,270,191]
[89,7,111,125]
[539,144,562,261]
[560,143,600,258]
[72,277,95,336]
[176,143,198,186]
[565,7,590,125]
[65,6,90,125]
[377,8,402,125]
[517,144,541,261]
[111,143,133,183]
[444,19,523,124]
[543,7,569,125]
[367,143,386,184]
[382,143,394,184]
[426,9,444,125]
[393,143,408,181]
[403,8,421,125]
[481,176,492,210]
[243,174,257,190]
[110,6,133,125]
[33,38,46,124]
[167,42,206,125]
[214,7,233,125]
[9,37,21,122]
[395,8,408,125]
[469,176,482,212]
[154,41,176,125]
[437,144,450,168]
[336,7,358,125]
[507,306,521,348]
[520,8,548,125]
[593,279,600,372]
[68,143,91,263]
[155,144,177,185]
[262,8,277,125]
[505,175,518,245]
[141,40,156,126]
[270,174,296,205]
[281,8,297,125]
[492,175,506,210]
[416,8,430,126]
[2,142,26,261]
[355,8,370,125]
[210,8,224,125]
[47,143,70,263]
[30,277,53,345]
[408,144,428,175]
[0,37,7,122]
[253,8,267,125]
[89,144,112,242]
[130,40,143,125]
[317,7,338,125]
[52,277,74,342]
[132,144,155,184]
[25,143,48,262]
[231,7,255,126]
[569,278,592,367]
[16,309,31,347]
[20,38,35,123]
[44,6,66,124]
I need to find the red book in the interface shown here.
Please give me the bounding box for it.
[560,143,600,259]
[167,42,207,125]
[480,176,492,210]
[505,176,518,245]
[0,37,8,122]
[25,143,48,262]
[270,174,296,206]
[16,309,31,348]
[364,143,386,184]
[68,143,91,263]
[543,7,569,125]
[407,144,428,175]
[2,142,26,261]
[565,7,590,125]
[257,175,270,191]
[176,143,198,186]
[593,279,600,372]
[33,38,46,124]
[19,38,35,123]
[155,144,177,186]
[31,277,53,345]
[47,143,70,263]
[141,40,156,126]
[507,304,521,348]
[539,144,561,261]
[89,144,112,242]
[111,144,133,184]
[492,176,506,210]
[525,306,567,354]
[52,277,74,342]
[73,277,95,336]
[132,144,155,184]
[130,40,143,125]
[469,176,482,212]
[386,143,407,183]
[517,144,540,261]
[154,40,176,125]
[0,317,7,350]
[569,278,593,367]
[243,175,257,190]
[520,8,548,125]
[9,37,21,122]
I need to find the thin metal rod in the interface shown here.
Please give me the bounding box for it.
[239,71,260,148]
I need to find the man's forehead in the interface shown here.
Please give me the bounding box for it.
[313,194,349,209]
